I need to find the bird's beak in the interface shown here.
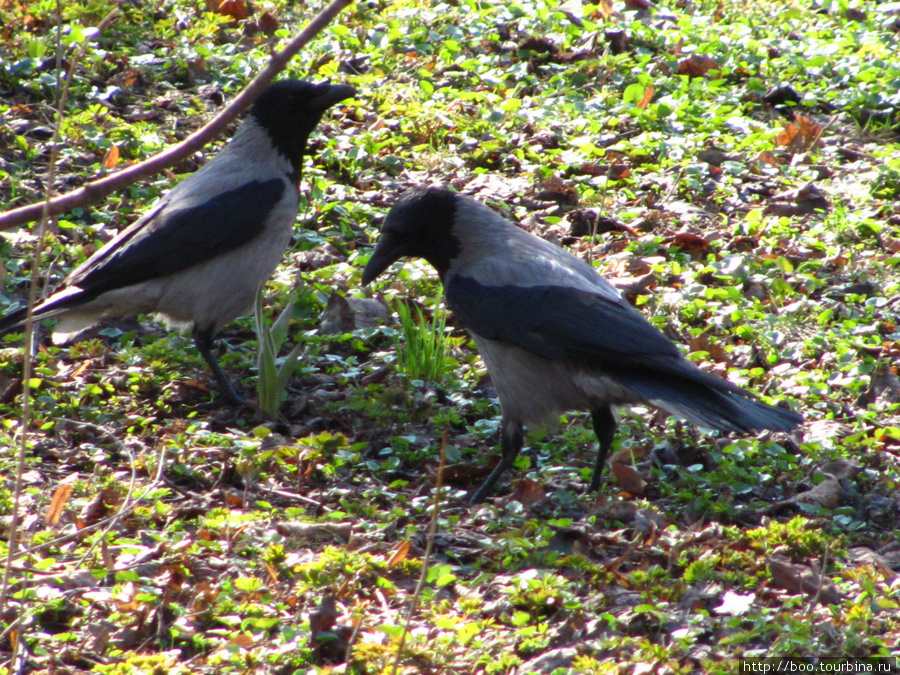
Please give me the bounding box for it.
[309,83,357,111]
[361,233,404,285]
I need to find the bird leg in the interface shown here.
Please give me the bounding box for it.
[192,326,242,406]
[589,404,616,492]
[470,417,524,503]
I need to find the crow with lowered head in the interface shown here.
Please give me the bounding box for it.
[362,187,803,502]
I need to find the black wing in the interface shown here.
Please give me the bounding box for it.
[445,274,681,366]
[445,274,802,432]
[67,178,289,303]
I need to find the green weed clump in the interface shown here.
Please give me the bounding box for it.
[395,300,452,385]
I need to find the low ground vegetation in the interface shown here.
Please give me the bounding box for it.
[1,0,899,672]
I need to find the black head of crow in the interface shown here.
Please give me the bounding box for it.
[363,187,803,502]
[251,80,357,181]
[0,79,355,405]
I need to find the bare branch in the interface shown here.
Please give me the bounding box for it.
[0,3,122,617]
[0,0,354,232]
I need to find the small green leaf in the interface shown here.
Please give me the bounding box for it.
[775,256,794,273]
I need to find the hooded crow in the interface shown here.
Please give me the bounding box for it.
[0,79,355,404]
[362,187,803,502]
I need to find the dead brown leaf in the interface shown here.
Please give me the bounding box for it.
[258,11,279,35]
[593,0,615,20]
[101,539,114,569]
[672,231,709,253]
[229,632,255,648]
[509,477,546,505]
[611,461,647,495]
[102,146,120,169]
[768,556,842,605]
[388,540,411,569]
[77,489,111,529]
[70,359,92,380]
[755,150,781,166]
[775,114,823,153]
[214,0,249,21]
[46,483,73,526]
[688,334,731,365]
[792,474,842,509]
[223,490,243,507]
[637,84,654,109]
[677,54,720,78]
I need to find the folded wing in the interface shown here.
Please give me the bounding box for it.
[446,274,802,433]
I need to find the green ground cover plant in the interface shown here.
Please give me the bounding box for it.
[1,0,899,672]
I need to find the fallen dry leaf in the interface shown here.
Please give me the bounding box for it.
[229,632,255,648]
[637,84,654,109]
[775,114,823,152]
[102,145,120,169]
[388,540,411,569]
[611,461,647,495]
[677,54,720,78]
[214,0,249,21]
[45,483,73,526]
[788,474,842,509]
[768,556,842,605]
[258,10,279,35]
[509,477,546,505]
[672,231,709,253]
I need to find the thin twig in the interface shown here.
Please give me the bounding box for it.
[807,540,831,614]
[390,434,447,675]
[0,0,353,612]
[0,4,120,615]
[0,442,167,655]
[0,440,167,571]
[75,439,139,567]
[0,0,353,232]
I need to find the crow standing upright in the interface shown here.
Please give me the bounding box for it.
[0,79,355,404]
[362,187,803,502]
